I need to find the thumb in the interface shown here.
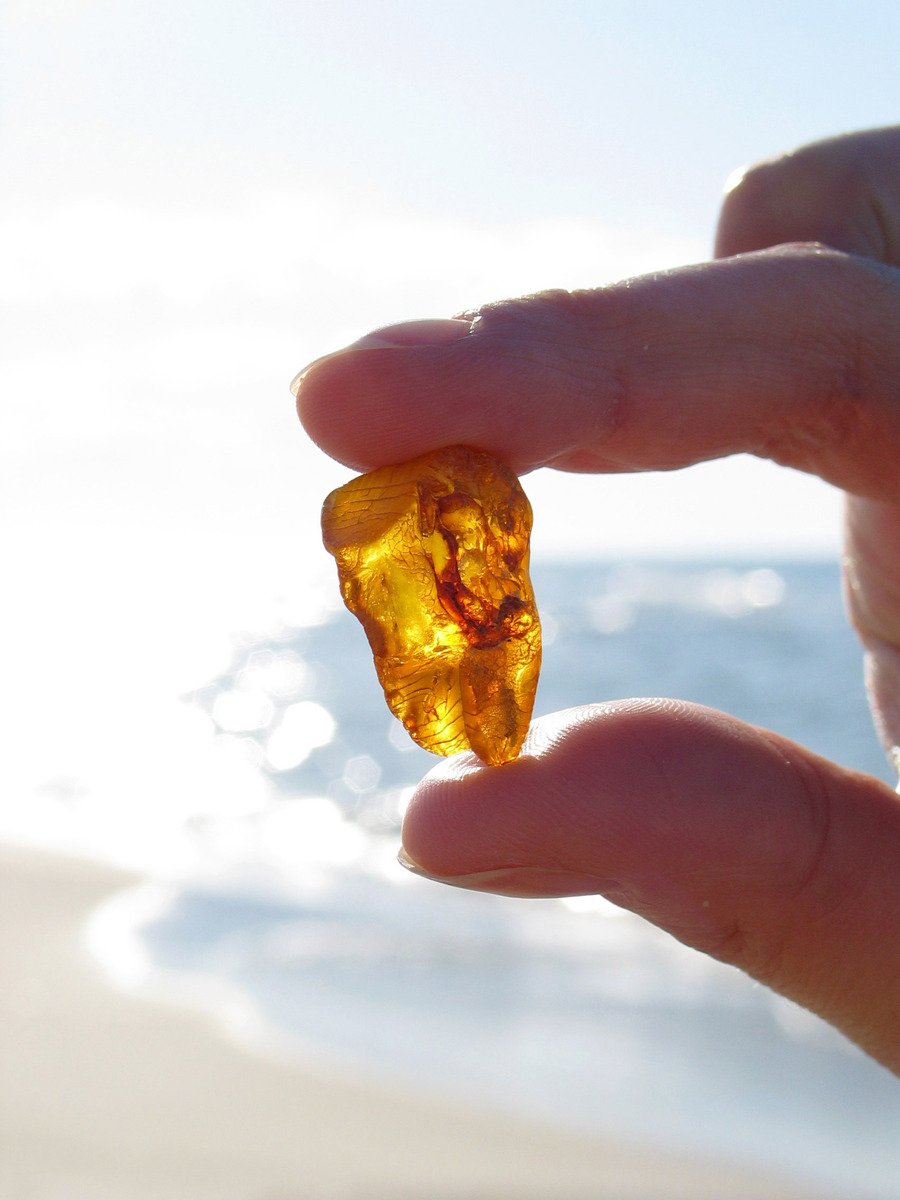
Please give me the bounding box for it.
[400,701,900,1072]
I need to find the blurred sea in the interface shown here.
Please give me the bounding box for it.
[36,560,900,1196]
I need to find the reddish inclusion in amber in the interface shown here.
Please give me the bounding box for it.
[321,445,541,765]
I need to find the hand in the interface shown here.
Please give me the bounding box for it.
[295,127,900,1071]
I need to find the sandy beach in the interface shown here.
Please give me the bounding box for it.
[0,842,835,1200]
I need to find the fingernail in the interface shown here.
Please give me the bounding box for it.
[349,318,473,351]
[722,163,750,196]
[290,318,472,397]
[397,848,607,898]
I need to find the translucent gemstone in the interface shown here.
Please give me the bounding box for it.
[322,445,541,765]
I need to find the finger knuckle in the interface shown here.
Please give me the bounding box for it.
[467,290,631,451]
[755,248,899,484]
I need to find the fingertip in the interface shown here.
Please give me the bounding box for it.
[293,347,410,470]
[399,704,637,879]
[293,319,476,468]
[400,749,492,873]
[714,156,783,258]
[721,161,752,198]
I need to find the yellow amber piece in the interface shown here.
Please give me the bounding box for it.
[322,445,541,765]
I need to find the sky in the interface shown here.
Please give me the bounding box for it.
[2,1,899,792]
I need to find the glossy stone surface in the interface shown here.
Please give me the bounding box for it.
[322,446,541,765]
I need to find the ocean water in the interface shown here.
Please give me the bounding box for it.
[75,560,899,1196]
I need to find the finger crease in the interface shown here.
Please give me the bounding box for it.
[785,759,834,909]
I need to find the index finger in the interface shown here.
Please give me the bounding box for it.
[294,244,900,502]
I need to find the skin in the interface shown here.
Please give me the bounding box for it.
[295,127,900,1072]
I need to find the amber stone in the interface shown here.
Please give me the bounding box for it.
[321,445,541,765]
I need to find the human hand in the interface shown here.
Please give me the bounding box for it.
[294,127,900,1071]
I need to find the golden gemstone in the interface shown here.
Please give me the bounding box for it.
[322,445,541,765]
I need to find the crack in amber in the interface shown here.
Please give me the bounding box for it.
[321,445,541,765]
